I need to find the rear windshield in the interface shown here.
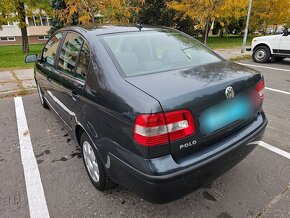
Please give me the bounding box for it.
[101,31,222,76]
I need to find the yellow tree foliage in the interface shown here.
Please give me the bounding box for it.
[167,0,248,30]
[252,0,290,31]
[58,0,143,25]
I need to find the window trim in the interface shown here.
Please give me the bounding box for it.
[38,35,50,40]
[75,41,90,80]
[27,16,50,26]
[0,36,16,41]
[55,30,91,82]
[41,31,65,67]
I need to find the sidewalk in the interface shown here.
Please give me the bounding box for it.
[0,47,251,98]
[214,47,252,60]
[0,69,36,98]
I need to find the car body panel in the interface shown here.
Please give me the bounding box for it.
[126,61,263,158]
[279,34,290,53]
[251,33,290,57]
[34,25,268,203]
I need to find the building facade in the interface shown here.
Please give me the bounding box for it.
[0,15,51,45]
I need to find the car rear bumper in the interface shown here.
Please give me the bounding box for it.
[107,112,267,203]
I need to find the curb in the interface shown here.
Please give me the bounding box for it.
[0,88,37,99]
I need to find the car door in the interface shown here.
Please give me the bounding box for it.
[49,31,87,129]
[35,32,64,104]
[278,30,290,55]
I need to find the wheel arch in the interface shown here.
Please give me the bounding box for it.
[75,124,85,145]
[253,43,273,54]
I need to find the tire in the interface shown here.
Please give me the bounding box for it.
[272,56,285,62]
[80,132,114,191]
[37,84,49,109]
[252,46,271,63]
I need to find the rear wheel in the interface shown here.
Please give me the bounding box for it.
[252,46,271,63]
[80,132,114,190]
[37,84,49,109]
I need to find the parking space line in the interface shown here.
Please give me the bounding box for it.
[259,141,290,160]
[265,87,290,95]
[237,63,290,72]
[14,97,50,218]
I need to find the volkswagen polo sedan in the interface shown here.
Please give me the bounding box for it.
[25,25,267,203]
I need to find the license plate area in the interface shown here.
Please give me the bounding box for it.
[200,95,253,135]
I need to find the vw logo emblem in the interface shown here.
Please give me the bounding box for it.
[225,86,235,99]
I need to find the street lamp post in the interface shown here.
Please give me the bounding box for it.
[241,0,253,53]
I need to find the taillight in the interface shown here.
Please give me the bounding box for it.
[256,79,265,99]
[134,109,195,146]
[252,79,265,107]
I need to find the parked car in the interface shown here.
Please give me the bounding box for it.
[248,29,290,63]
[25,25,267,203]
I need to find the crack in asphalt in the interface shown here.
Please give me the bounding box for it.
[255,183,290,217]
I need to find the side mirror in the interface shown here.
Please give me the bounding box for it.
[25,54,38,63]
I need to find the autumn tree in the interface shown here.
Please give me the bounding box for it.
[56,0,143,25]
[167,0,248,44]
[0,0,50,53]
[251,0,290,34]
[49,0,67,35]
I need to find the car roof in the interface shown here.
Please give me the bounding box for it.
[60,24,175,36]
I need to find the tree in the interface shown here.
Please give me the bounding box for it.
[251,0,290,34]
[0,0,50,53]
[49,0,66,35]
[167,0,248,44]
[138,0,175,26]
[56,0,143,25]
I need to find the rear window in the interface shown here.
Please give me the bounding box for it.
[102,31,222,76]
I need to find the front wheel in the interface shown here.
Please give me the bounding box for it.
[80,132,114,191]
[252,46,271,63]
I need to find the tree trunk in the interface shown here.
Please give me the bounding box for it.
[16,1,29,53]
[203,20,209,45]
[264,22,268,36]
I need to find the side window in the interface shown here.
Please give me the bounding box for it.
[76,42,90,79]
[42,32,63,66]
[58,32,84,75]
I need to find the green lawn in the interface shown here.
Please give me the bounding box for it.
[196,35,254,49]
[0,44,44,70]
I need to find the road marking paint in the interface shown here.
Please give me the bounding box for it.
[238,63,290,72]
[259,141,290,160]
[14,97,50,218]
[265,87,290,95]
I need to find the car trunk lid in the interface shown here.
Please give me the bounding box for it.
[126,61,263,158]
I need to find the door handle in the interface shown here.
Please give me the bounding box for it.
[71,90,79,101]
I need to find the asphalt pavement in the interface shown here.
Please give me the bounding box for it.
[0,59,289,218]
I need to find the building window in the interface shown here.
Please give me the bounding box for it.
[27,17,35,26]
[0,37,16,41]
[27,16,50,26]
[3,21,14,26]
[38,36,50,40]
[34,16,41,26]
[41,16,48,26]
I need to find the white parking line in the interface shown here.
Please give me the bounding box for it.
[238,63,290,72]
[237,62,290,95]
[14,97,50,218]
[259,141,290,160]
[265,87,290,95]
